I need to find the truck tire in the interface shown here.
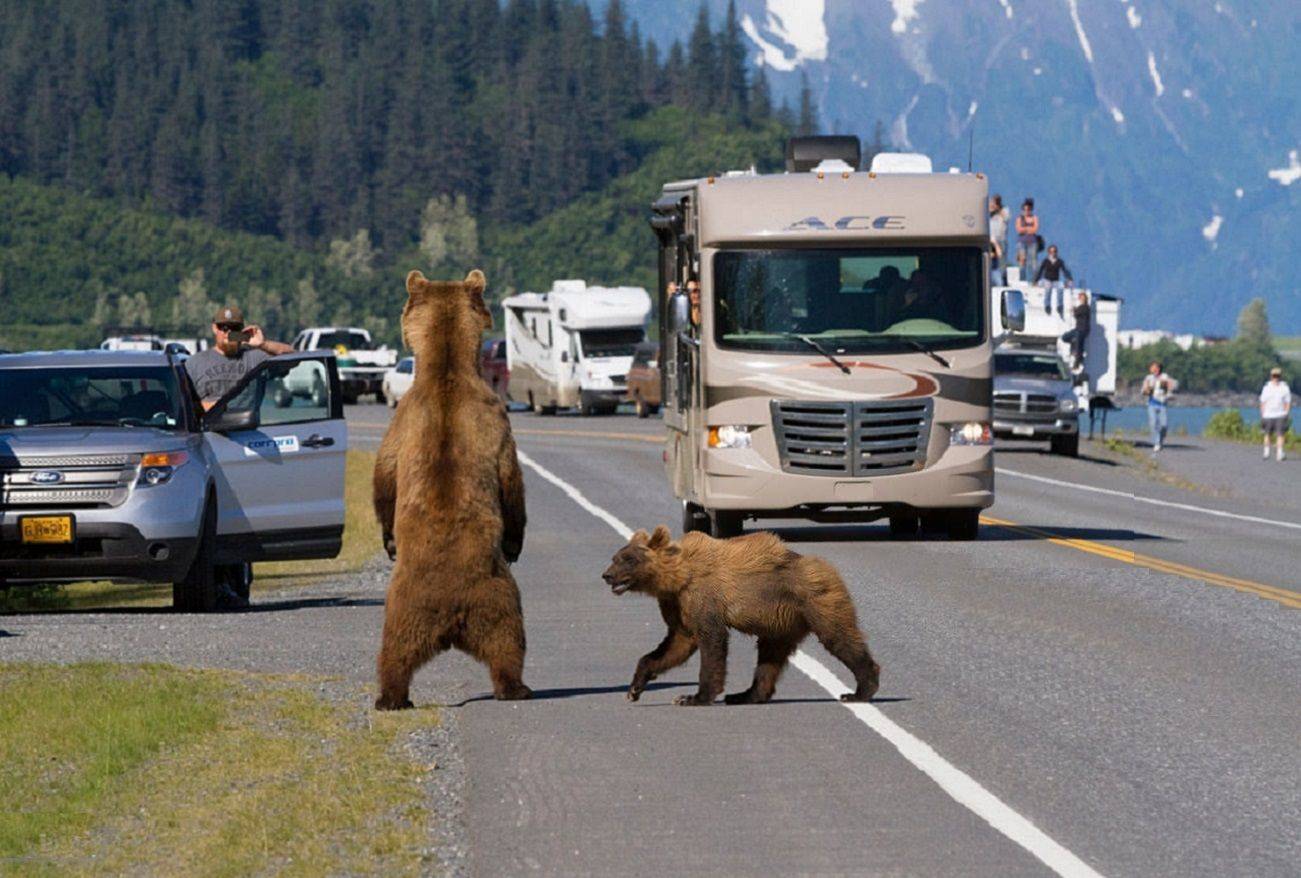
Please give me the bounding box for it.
[1051,433,1079,457]
[708,509,743,539]
[218,562,253,603]
[579,398,596,417]
[919,511,947,535]
[635,397,650,418]
[375,388,387,405]
[531,395,556,416]
[174,497,218,612]
[946,509,980,541]
[682,502,709,534]
[888,514,919,539]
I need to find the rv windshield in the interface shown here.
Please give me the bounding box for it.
[713,247,984,354]
[578,328,644,359]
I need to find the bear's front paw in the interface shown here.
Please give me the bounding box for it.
[626,687,642,702]
[502,539,522,564]
[839,691,872,703]
[673,693,714,706]
[383,534,397,561]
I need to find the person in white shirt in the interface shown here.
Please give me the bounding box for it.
[1259,367,1291,461]
[1140,361,1177,452]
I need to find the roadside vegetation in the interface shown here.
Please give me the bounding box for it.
[1203,408,1299,450]
[1116,299,1287,394]
[0,449,379,613]
[0,663,439,875]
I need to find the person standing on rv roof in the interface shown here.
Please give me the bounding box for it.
[1015,198,1040,282]
[989,195,1009,287]
[1035,244,1074,315]
[1259,367,1291,462]
[1141,361,1177,453]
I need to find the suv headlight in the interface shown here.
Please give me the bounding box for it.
[138,451,189,486]
[1059,398,1078,412]
[949,422,992,446]
[708,425,752,449]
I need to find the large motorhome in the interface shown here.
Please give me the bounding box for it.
[649,137,1025,540]
[502,280,651,415]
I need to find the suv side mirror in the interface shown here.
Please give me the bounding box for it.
[1001,289,1026,333]
[206,407,258,434]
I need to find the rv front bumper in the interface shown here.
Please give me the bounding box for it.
[697,443,993,513]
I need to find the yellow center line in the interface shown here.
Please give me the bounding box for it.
[980,514,1301,609]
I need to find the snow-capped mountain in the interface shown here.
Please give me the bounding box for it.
[598,0,1300,333]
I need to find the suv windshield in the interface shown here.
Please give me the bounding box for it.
[315,331,370,350]
[713,247,984,353]
[995,352,1069,380]
[0,366,184,429]
[579,328,644,359]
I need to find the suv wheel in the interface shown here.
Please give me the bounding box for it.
[174,497,218,612]
[682,502,708,534]
[888,514,919,539]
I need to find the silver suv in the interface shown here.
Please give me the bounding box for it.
[992,345,1080,456]
[0,349,348,610]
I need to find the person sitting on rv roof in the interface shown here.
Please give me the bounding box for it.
[1034,244,1074,315]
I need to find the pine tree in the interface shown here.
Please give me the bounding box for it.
[796,73,818,136]
[1236,298,1271,346]
[687,4,719,112]
[718,0,749,119]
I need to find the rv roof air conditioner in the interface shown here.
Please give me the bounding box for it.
[869,152,934,174]
[786,136,861,173]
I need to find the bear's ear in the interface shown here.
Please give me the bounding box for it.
[406,270,429,296]
[647,525,672,550]
[628,529,650,547]
[464,269,487,295]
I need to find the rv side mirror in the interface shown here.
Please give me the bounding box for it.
[1001,289,1026,333]
[560,350,569,363]
[668,291,691,333]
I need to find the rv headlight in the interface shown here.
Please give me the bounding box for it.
[1059,398,1078,412]
[708,425,752,449]
[949,422,992,446]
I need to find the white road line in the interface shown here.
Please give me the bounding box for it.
[516,449,1105,878]
[996,467,1301,532]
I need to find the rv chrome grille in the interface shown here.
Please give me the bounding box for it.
[770,399,932,477]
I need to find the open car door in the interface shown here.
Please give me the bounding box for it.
[202,352,347,562]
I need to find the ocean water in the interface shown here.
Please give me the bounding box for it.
[1085,405,1259,437]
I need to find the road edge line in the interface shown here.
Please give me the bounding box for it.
[516,449,1105,878]
[995,467,1301,532]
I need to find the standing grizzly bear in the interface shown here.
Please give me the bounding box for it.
[372,269,531,709]
[602,526,879,705]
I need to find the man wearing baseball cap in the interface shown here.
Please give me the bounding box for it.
[184,304,294,410]
[1259,366,1291,462]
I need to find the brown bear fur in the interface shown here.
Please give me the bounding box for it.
[372,269,531,709]
[602,526,879,705]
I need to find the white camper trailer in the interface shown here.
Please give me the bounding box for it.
[502,280,651,415]
[991,268,1121,406]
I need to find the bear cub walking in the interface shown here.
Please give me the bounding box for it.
[603,526,880,705]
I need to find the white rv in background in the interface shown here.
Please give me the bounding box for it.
[502,280,651,415]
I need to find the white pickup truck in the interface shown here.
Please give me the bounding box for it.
[291,327,397,404]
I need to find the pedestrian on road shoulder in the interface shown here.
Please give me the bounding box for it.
[1259,367,1291,461]
[1140,361,1176,453]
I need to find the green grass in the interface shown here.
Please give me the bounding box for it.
[0,663,439,876]
[0,450,380,613]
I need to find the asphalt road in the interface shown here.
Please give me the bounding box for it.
[4,402,1299,876]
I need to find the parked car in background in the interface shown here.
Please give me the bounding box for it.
[992,344,1080,456]
[625,341,661,418]
[382,357,415,408]
[291,327,397,404]
[100,334,164,351]
[0,349,347,610]
[479,339,509,401]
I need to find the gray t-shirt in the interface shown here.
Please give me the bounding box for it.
[185,347,270,402]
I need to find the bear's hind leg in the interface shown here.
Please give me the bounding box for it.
[459,576,532,701]
[725,636,798,704]
[807,600,880,702]
[376,592,448,710]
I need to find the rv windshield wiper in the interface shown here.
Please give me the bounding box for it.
[899,338,951,369]
[783,333,850,374]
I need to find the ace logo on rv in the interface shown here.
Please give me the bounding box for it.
[784,215,907,232]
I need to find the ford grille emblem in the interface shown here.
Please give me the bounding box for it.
[31,470,64,485]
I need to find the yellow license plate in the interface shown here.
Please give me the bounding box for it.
[20,516,74,544]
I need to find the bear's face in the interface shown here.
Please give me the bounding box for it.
[401,269,491,365]
[602,525,677,595]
